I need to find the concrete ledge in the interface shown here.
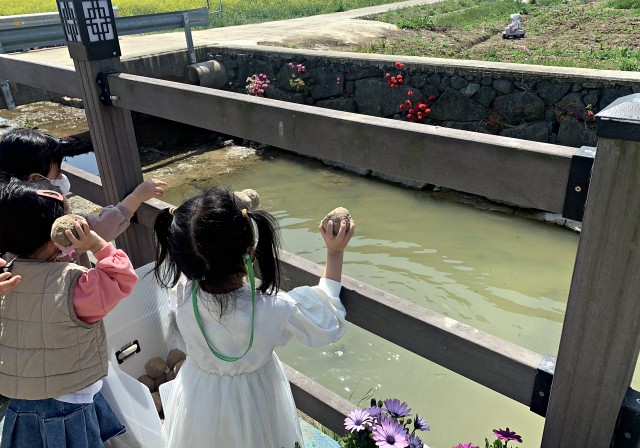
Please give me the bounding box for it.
[301,420,340,448]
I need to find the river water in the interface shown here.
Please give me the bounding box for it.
[68,145,638,447]
[154,149,577,447]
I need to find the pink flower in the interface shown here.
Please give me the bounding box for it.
[454,444,479,448]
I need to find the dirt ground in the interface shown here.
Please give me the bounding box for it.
[297,1,640,70]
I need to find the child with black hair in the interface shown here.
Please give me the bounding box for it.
[0,180,138,448]
[154,186,355,448]
[0,128,166,268]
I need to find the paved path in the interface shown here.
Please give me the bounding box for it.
[12,0,439,67]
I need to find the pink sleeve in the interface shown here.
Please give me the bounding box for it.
[73,244,138,324]
[82,203,134,242]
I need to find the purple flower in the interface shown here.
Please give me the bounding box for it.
[373,417,409,447]
[344,409,372,433]
[414,414,430,431]
[407,434,424,448]
[365,405,383,418]
[454,444,478,448]
[383,398,412,418]
[493,428,523,443]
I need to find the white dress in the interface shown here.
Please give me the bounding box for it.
[162,277,347,448]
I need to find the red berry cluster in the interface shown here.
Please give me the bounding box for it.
[385,61,406,88]
[400,93,436,123]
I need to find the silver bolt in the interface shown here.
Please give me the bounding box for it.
[575,186,582,192]
[539,391,545,397]
[625,432,631,439]
[113,51,117,56]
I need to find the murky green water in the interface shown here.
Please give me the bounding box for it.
[154,149,578,447]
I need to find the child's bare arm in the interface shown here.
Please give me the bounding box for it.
[319,219,356,283]
[120,179,167,214]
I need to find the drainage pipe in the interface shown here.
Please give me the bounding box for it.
[185,60,227,88]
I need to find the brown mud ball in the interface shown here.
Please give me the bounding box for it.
[166,348,186,370]
[321,207,352,235]
[50,214,84,248]
[234,189,260,209]
[144,357,167,379]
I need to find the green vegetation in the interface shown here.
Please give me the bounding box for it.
[209,0,403,27]
[359,0,640,70]
[1,0,403,25]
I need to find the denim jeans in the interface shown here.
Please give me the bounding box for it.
[0,392,125,448]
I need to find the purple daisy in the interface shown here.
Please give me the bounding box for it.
[344,409,372,433]
[407,434,424,448]
[383,398,412,418]
[414,414,430,431]
[365,405,383,419]
[493,428,523,444]
[454,444,479,448]
[373,418,409,448]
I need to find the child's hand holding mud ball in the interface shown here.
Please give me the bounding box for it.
[51,215,108,255]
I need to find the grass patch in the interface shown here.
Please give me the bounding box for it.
[357,0,640,70]
[1,0,407,25]
[209,0,403,27]
[0,0,202,16]
[606,0,640,8]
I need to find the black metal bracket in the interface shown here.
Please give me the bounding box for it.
[530,354,556,417]
[562,146,596,222]
[115,339,140,364]
[96,71,119,107]
[613,388,640,447]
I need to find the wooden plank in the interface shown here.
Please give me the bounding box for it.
[279,251,543,406]
[0,55,81,98]
[72,57,154,267]
[542,135,640,446]
[106,73,576,214]
[62,162,106,206]
[284,363,353,436]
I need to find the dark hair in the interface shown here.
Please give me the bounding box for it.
[154,186,281,316]
[0,180,65,257]
[0,129,65,181]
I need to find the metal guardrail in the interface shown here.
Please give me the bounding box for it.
[0,7,209,53]
[0,8,120,30]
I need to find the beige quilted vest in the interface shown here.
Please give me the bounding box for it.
[0,259,108,399]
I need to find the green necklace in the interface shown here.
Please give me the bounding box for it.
[191,253,255,362]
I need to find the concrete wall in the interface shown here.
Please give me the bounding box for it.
[206,46,640,148]
[4,44,639,148]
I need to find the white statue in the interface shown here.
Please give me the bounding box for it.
[503,13,525,39]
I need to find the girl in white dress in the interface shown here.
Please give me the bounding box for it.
[153,186,355,448]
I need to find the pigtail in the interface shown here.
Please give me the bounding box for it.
[249,209,281,295]
[154,207,181,288]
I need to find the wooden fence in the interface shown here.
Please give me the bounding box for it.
[1,38,640,445]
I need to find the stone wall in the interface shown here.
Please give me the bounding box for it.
[203,45,640,148]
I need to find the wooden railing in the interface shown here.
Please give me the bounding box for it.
[2,50,640,445]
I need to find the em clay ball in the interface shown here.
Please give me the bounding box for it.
[51,214,84,248]
[321,207,352,235]
[234,189,260,209]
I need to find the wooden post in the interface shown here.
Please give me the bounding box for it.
[56,0,154,267]
[541,94,640,446]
